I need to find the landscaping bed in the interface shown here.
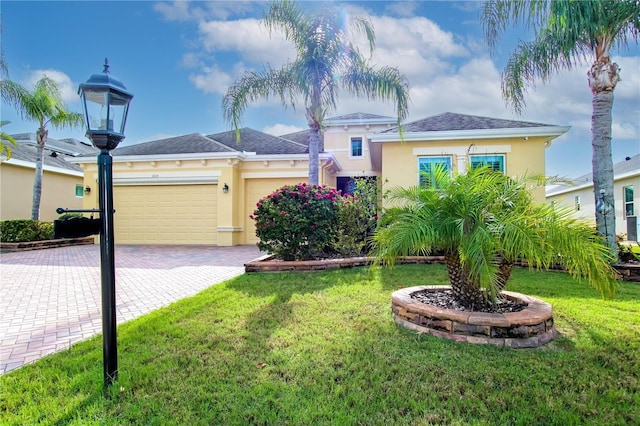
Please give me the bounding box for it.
[0,236,94,253]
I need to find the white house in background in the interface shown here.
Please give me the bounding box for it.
[546,154,640,242]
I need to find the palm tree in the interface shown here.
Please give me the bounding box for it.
[0,121,17,160]
[481,0,640,258]
[223,0,409,185]
[1,75,84,219]
[373,166,618,310]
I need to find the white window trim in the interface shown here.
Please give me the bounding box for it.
[349,136,365,159]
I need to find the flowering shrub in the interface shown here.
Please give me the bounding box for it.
[251,183,341,260]
[333,177,379,257]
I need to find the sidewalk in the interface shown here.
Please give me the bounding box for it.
[0,244,262,374]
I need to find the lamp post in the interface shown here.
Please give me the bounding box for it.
[78,58,133,386]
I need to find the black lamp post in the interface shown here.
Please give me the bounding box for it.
[78,58,133,386]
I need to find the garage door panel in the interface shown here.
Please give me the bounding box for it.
[114,184,217,244]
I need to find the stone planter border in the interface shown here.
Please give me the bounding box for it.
[245,254,639,282]
[392,285,556,348]
[0,236,94,253]
[244,255,445,272]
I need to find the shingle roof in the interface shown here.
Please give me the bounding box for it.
[207,128,308,155]
[380,112,556,133]
[279,129,311,146]
[12,133,97,156]
[4,143,83,173]
[572,154,640,182]
[111,133,233,156]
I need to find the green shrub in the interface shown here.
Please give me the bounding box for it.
[617,234,640,263]
[251,183,341,260]
[0,219,54,242]
[334,177,379,257]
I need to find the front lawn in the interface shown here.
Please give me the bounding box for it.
[1,265,639,425]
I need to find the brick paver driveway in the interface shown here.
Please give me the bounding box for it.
[0,244,262,374]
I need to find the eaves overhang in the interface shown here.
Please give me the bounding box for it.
[369,126,571,143]
[70,151,251,164]
[326,117,397,127]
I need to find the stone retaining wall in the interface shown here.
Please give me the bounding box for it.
[0,236,94,253]
[392,286,556,348]
[244,255,445,272]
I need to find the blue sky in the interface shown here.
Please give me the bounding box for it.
[2,0,639,179]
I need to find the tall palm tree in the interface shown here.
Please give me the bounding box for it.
[373,166,618,310]
[223,0,409,185]
[1,75,84,219]
[481,0,640,258]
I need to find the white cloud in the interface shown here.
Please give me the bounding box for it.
[189,66,233,95]
[198,19,295,66]
[23,69,78,104]
[370,16,469,59]
[384,1,419,17]
[263,123,304,136]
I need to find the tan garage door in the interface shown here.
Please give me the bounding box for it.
[114,184,217,244]
[244,178,303,244]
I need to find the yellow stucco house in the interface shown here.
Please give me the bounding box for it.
[0,134,96,221]
[72,112,569,246]
[546,154,639,242]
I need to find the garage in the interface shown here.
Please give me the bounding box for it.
[113,184,217,244]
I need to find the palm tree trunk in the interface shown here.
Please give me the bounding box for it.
[306,107,320,185]
[495,258,513,292]
[445,251,484,310]
[588,58,619,259]
[31,127,48,220]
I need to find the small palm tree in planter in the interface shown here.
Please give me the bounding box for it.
[373,166,618,311]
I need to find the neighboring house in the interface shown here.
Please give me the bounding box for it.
[72,112,569,246]
[546,154,640,242]
[0,134,96,221]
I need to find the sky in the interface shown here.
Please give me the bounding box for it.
[1,0,639,179]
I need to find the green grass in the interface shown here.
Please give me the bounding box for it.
[1,265,639,425]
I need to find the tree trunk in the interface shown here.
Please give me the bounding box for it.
[495,258,513,293]
[588,58,619,259]
[31,127,48,220]
[306,107,320,185]
[445,251,484,310]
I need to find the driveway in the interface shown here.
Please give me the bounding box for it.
[0,244,262,375]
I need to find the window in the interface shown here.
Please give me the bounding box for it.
[418,156,451,187]
[470,154,505,172]
[624,186,634,217]
[350,137,363,157]
[575,195,581,211]
[75,184,84,198]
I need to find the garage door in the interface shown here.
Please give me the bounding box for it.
[244,178,303,244]
[114,184,217,244]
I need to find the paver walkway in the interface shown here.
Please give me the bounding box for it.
[0,244,262,374]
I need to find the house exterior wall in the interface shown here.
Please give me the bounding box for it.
[379,136,548,203]
[546,173,640,241]
[324,122,391,176]
[80,156,311,245]
[0,162,83,221]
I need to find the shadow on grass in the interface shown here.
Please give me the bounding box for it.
[2,264,638,424]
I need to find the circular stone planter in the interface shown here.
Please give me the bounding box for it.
[391,286,556,348]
